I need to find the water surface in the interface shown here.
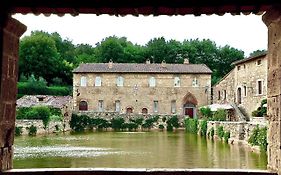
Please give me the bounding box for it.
[14,131,267,169]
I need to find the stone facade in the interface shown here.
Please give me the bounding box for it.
[73,61,212,117]
[213,54,267,118]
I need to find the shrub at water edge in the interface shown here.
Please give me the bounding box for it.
[166,115,180,131]
[15,126,23,136]
[200,120,208,136]
[223,131,231,143]
[248,125,267,151]
[217,126,224,140]
[207,127,215,139]
[185,118,198,134]
[27,125,37,136]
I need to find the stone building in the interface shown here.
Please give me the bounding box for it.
[17,95,73,120]
[73,60,212,117]
[213,53,267,118]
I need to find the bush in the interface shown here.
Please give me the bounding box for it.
[27,125,37,136]
[224,131,231,143]
[199,107,212,119]
[248,125,268,151]
[185,118,198,134]
[252,110,259,117]
[217,126,224,140]
[159,124,164,130]
[142,116,159,130]
[15,126,23,136]
[129,117,144,127]
[33,106,51,129]
[111,117,125,131]
[252,99,267,117]
[166,115,180,131]
[200,120,207,136]
[213,109,227,121]
[69,114,90,132]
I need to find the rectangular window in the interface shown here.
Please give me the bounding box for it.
[258,81,262,95]
[80,76,87,87]
[115,100,120,112]
[174,77,180,87]
[116,76,124,87]
[95,76,102,86]
[237,66,240,70]
[98,100,104,112]
[171,100,176,114]
[149,77,156,87]
[153,101,158,113]
[192,77,198,87]
[257,60,262,65]
[218,91,221,100]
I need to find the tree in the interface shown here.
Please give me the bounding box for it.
[19,31,61,83]
[249,49,266,57]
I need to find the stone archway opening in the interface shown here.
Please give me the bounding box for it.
[126,106,133,114]
[182,92,198,118]
[79,100,88,111]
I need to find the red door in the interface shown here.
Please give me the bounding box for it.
[185,108,194,118]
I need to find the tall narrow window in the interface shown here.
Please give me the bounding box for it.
[218,91,221,100]
[174,77,180,87]
[192,77,198,87]
[243,86,247,97]
[171,100,176,114]
[149,77,156,87]
[257,80,263,95]
[98,100,103,112]
[223,90,227,100]
[115,100,120,112]
[116,76,124,87]
[80,76,87,87]
[153,101,158,113]
[95,76,102,86]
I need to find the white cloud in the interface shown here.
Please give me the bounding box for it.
[13,13,267,56]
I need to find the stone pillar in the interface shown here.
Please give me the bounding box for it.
[0,16,26,171]
[263,7,281,174]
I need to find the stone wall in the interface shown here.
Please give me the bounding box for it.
[15,120,71,135]
[73,73,211,115]
[206,120,267,147]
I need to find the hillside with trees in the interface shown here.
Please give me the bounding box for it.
[19,30,248,95]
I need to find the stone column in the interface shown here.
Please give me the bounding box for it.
[0,16,26,171]
[263,7,281,174]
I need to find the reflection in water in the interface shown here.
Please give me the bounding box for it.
[13,131,267,169]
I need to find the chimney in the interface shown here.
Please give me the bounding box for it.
[161,60,166,67]
[184,58,189,64]
[146,59,151,64]
[108,59,113,69]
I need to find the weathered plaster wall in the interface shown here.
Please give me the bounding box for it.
[73,73,211,115]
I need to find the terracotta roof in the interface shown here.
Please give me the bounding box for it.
[17,95,72,109]
[7,0,276,16]
[73,63,212,74]
[231,52,267,65]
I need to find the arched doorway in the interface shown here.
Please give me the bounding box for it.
[141,108,148,114]
[79,101,88,111]
[237,87,242,104]
[182,92,198,118]
[126,107,133,114]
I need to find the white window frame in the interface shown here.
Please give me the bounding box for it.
[80,76,87,87]
[149,77,156,87]
[115,100,120,112]
[171,100,176,114]
[95,76,102,87]
[116,76,124,87]
[192,77,199,87]
[174,76,180,87]
[153,101,158,113]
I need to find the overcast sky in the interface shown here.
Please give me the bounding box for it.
[13,13,267,57]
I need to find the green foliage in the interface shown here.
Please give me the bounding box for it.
[207,127,215,139]
[15,126,23,136]
[200,120,208,136]
[129,117,144,127]
[166,116,180,131]
[217,126,224,140]
[199,107,212,119]
[159,124,164,130]
[111,117,125,131]
[142,116,159,130]
[252,110,260,117]
[213,109,227,121]
[248,125,268,151]
[249,49,267,57]
[69,114,90,132]
[252,99,267,117]
[224,131,231,143]
[27,125,37,136]
[185,118,198,134]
